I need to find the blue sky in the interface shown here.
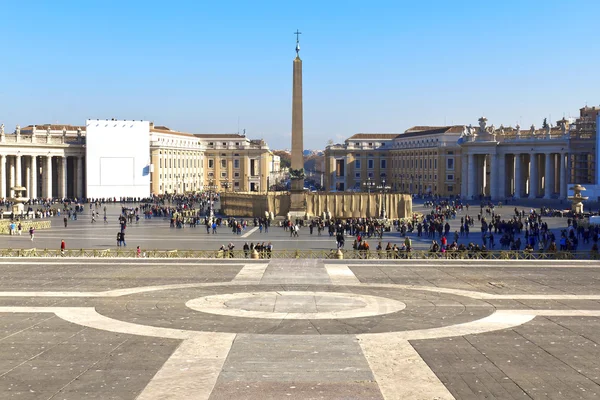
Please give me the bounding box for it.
[0,0,597,149]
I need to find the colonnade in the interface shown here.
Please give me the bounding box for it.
[0,154,85,200]
[461,151,568,200]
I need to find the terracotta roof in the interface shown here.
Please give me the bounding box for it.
[404,126,445,133]
[193,134,247,139]
[347,133,400,140]
[150,127,196,137]
[399,126,464,137]
[20,124,86,131]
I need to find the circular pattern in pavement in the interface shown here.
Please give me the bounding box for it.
[185,291,406,320]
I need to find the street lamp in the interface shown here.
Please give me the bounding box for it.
[221,181,231,192]
[363,177,375,194]
[376,177,391,219]
[205,180,218,218]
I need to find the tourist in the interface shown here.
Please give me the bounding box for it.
[64,217,68,228]
[116,232,122,247]
[60,239,66,256]
[136,246,141,257]
[17,222,22,235]
[29,227,34,241]
[121,231,126,247]
[243,242,250,258]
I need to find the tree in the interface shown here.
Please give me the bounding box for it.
[542,118,549,129]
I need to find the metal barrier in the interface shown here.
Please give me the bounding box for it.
[0,248,597,260]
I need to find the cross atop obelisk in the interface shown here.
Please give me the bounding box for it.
[289,29,305,213]
[294,29,301,58]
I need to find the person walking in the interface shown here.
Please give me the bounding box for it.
[120,231,126,247]
[116,232,122,247]
[29,227,35,241]
[64,217,68,228]
[136,246,141,257]
[60,239,66,256]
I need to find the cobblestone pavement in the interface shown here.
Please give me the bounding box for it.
[0,258,599,399]
[0,202,592,253]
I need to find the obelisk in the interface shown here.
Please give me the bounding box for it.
[289,29,306,214]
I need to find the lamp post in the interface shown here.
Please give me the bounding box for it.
[221,181,231,192]
[377,178,391,219]
[363,177,375,194]
[205,180,218,219]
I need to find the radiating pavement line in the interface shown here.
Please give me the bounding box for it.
[136,333,235,400]
[359,337,455,400]
[240,226,259,238]
[231,263,269,284]
[0,306,235,400]
[324,264,360,284]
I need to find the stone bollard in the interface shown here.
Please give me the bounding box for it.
[335,249,344,259]
[251,249,259,259]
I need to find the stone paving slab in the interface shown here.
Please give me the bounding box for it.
[0,259,596,398]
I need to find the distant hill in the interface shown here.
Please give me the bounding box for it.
[272,150,291,169]
[272,149,324,172]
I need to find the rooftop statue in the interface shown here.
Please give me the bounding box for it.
[545,123,551,137]
[478,117,488,134]
[46,126,51,136]
[0,124,4,135]
[530,124,536,136]
[15,125,20,135]
[515,124,521,138]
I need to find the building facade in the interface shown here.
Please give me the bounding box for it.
[324,134,396,192]
[0,121,275,199]
[325,128,463,197]
[325,105,600,201]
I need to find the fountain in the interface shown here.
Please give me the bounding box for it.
[8,186,28,216]
[568,184,588,214]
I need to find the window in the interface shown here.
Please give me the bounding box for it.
[355,159,361,169]
[221,159,226,168]
[419,159,422,168]
[447,158,454,170]
[234,172,240,178]
[221,172,227,178]
[434,159,437,169]
[234,159,240,169]
[208,172,214,177]
[355,172,361,179]
[380,159,387,169]
[448,185,453,192]
[208,159,214,168]
[368,159,374,169]
[368,172,374,178]
[447,174,454,181]
[234,182,240,187]
[429,159,432,169]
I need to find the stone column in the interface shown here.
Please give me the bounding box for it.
[25,157,31,196]
[76,156,83,199]
[489,153,498,200]
[44,156,52,199]
[15,154,22,187]
[560,153,567,200]
[544,153,553,199]
[497,153,506,200]
[9,156,15,198]
[460,153,468,198]
[30,156,37,199]
[514,153,521,198]
[467,153,475,199]
[529,153,538,198]
[0,155,5,199]
[59,156,67,199]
